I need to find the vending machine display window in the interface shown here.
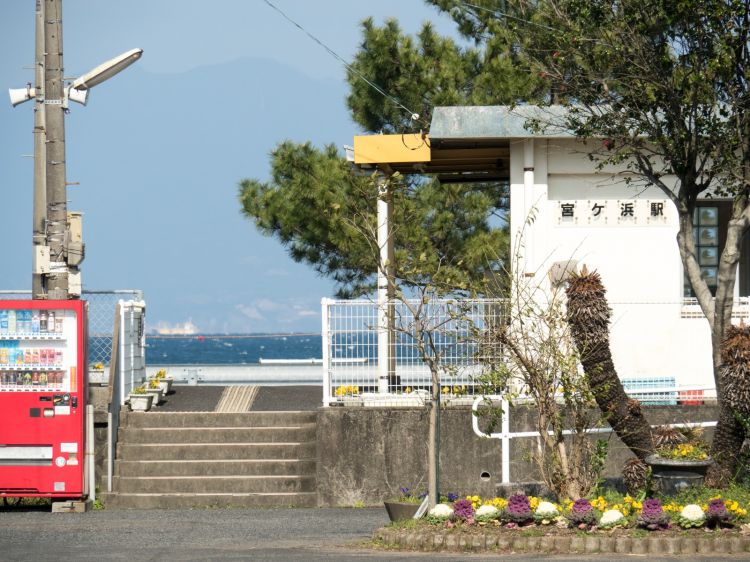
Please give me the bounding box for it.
[0,308,78,393]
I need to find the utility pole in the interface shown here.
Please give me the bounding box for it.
[32,0,47,299]
[44,0,69,300]
[11,2,142,300]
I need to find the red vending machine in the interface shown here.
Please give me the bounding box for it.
[0,300,87,499]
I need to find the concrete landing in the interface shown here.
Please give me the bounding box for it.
[153,385,322,412]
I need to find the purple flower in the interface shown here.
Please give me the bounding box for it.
[400,487,409,496]
[706,499,732,527]
[452,499,475,521]
[637,498,670,530]
[446,492,459,502]
[568,498,597,527]
[505,494,533,524]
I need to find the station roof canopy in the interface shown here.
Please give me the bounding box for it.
[351,105,575,183]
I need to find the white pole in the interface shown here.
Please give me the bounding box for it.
[501,398,511,484]
[107,411,113,493]
[86,404,95,502]
[376,176,392,394]
[523,139,535,276]
[321,297,332,406]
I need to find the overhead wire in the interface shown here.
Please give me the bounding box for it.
[261,0,427,129]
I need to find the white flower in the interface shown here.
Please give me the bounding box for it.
[475,504,498,517]
[600,509,624,526]
[535,501,559,517]
[681,504,705,522]
[428,503,453,518]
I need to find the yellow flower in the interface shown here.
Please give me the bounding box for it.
[490,497,508,509]
[334,385,359,397]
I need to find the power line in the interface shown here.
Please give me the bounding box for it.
[261,0,426,128]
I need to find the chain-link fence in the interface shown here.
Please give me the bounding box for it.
[0,290,143,366]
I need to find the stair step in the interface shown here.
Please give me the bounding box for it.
[112,475,316,494]
[117,442,316,461]
[116,459,316,477]
[122,411,317,428]
[118,425,316,444]
[100,491,318,509]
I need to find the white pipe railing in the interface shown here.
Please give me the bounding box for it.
[472,389,718,484]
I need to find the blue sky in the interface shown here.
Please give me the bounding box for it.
[1,1,458,334]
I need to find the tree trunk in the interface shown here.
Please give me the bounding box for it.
[427,389,439,509]
[701,206,748,484]
[565,269,654,459]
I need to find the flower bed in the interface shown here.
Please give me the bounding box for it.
[375,489,750,553]
[421,492,748,530]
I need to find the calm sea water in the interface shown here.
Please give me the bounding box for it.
[144,334,322,365]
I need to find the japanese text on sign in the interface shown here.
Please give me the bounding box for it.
[556,199,670,226]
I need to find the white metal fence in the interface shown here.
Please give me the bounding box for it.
[321,297,508,406]
[321,297,728,407]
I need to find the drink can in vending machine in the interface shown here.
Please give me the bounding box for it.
[55,350,63,366]
[8,372,17,386]
[40,348,47,365]
[39,372,48,386]
[24,349,32,365]
[55,316,63,333]
[32,372,40,385]
[0,347,7,365]
[32,349,40,365]
[47,311,55,333]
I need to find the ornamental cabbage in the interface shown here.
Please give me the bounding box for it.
[535,501,559,517]
[452,498,475,521]
[475,504,499,518]
[505,494,534,524]
[599,509,625,527]
[428,503,454,519]
[681,504,705,522]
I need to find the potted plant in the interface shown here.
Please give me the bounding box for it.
[88,362,107,385]
[128,385,153,412]
[153,368,173,394]
[384,487,426,522]
[645,425,713,494]
[142,378,164,406]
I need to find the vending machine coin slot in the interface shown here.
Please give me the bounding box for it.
[29,408,40,417]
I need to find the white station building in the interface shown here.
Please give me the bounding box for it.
[353,105,750,402]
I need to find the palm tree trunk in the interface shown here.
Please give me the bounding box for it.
[565,268,654,459]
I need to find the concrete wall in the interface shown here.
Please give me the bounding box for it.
[89,386,110,494]
[316,404,719,506]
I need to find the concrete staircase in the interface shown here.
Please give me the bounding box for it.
[102,411,318,509]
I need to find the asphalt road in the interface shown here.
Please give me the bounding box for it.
[0,505,745,561]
